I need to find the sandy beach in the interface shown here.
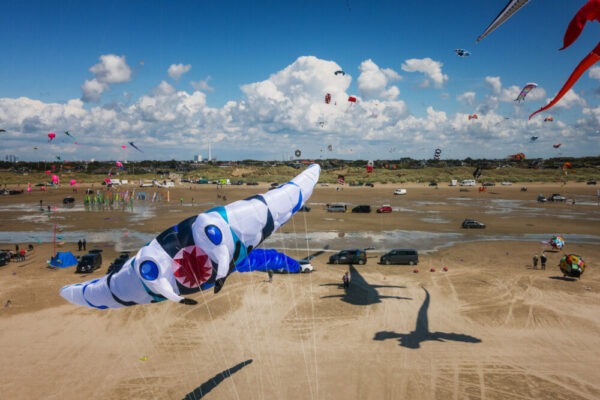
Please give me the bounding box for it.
[1,180,600,399]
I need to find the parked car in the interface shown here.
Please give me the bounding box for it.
[380,249,419,265]
[587,179,597,185]
[549,193,566,202]
[365,183,374,187]
[327,203,347,212]
[461,219,486,229]
[428,181,438,187]
[0,250,10,267]
[76,251,103,273]
[298,259,314,273]
[376,205,392,213]
[537,194,547,203]
[328,249,367,265]
[352,205,372,213]
[482,182,496,187]
[393,188,407,195]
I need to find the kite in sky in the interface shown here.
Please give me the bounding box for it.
[334,70,346,76]
[64,131,75,139]
[455,49,471,57]
[60,164,320,309]
[129,141,143,152]
[544,116,554,122]
[530,136,538,142]
[553,143,562,148]
[0,129,6,133]
[468,113,478,120]
[529,0,600,120]
[515,83,537,102]
[476,0,531,42]
[47,132,56,142]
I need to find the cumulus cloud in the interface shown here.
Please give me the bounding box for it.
[191,77,214,92]
[401,58,448,88]
[81,54,132,103]
[168,63,192,80]
[485,76,502,94]
[357,59,401,100]
[589,66,600,80]
[457,91,476,107]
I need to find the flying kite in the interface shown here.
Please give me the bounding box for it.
[294,149,301,157]
[559,254,586,278]
[468,114,478,120]
[433,148,442,160]
[544,116,554,122]
[553,143,562,148]
[64,131,75,139]
[47,132,56,142]
[334,70,346,76]
[116,161,124,168]
[530,136,539,142]
[60,164,320,309]
[529,0,600,120]
[325,93,331,104]
[473,167,482,180]
[549,235,565,250]
[509,152,526,161]
[129,142,143,152]
[477,0,531,42]
[0,129,6,133]
[455,49,471,57]
[515,83,537,102]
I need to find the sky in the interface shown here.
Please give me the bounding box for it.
[0,0,599,162]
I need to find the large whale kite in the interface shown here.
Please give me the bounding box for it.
[61,164,321,309]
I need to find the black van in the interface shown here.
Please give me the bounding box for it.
[76,250,103,273]
[352,205,372,213]
[328,249,367,265]
[379,249,419,265]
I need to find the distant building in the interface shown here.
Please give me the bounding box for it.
[194,154,203,162]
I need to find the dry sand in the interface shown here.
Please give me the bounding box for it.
[1,181,600,399]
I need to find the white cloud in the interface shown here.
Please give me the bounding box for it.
[357,59,401,100]
[81,54,132,103]
[457,91,476,107]
[589,66,600,80]
[191,77,214,92]
[485,76,502,94]
[401,58,448,88]
[168,63,192,80]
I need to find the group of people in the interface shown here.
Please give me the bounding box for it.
[533,253,547,270]
[77,239,87,252]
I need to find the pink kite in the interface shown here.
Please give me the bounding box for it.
[51,175,59,185]
[69,179,77,186]
[48,132,56,142]
[116,161,123,168]
[529,0,600,120]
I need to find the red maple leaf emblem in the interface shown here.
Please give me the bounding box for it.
[173,246,213,288]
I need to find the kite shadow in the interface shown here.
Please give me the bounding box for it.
[373,288,481,349]
[182,359,253,400]
[549,276,578,282]
[320,265,410,306]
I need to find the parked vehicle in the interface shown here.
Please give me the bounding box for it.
[328,249,367,265]
[352,205,371,213]
[298,259,314,273]
[327,203,347,212]
[76,251,103,273]
[0,250,10,267]
[460,179,476,186]
[537,194,547,203]
[461,219,486,229]
[549,193,566,202]
[428,181,438,187]
[587,179,597,185]
[376,205,392,213]
[380,249,419,265]
[393,188,407,195]
[482,182,496,187]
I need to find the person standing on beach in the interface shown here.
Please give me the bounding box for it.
[267,269,273,283]
[540,253,547,270]
[533,254,539,269]
[82,238,87,251]
[78,240,82,251]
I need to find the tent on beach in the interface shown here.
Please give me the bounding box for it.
[49,251,78,268]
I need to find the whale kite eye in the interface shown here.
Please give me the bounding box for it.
[205,224,223,245]
[139,261,159,281]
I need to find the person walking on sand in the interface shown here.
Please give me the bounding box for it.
[533,254,539,270]
[268,269,273,283]
[540,253,547,270]
[78,239,82,251]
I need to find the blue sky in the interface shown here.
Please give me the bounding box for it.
[1,0,599,162]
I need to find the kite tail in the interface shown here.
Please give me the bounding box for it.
[561,0,600,50]
[529,42,600,120]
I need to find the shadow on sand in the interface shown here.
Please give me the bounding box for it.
[549,275,578,282]
[320,265,411,306]
[373,288,481,349]
[182,359,253,400]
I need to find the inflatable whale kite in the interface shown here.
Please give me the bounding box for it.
[60,164,320,309]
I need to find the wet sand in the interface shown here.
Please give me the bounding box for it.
[1,181,600,399]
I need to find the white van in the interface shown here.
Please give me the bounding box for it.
[460,179,476,186]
